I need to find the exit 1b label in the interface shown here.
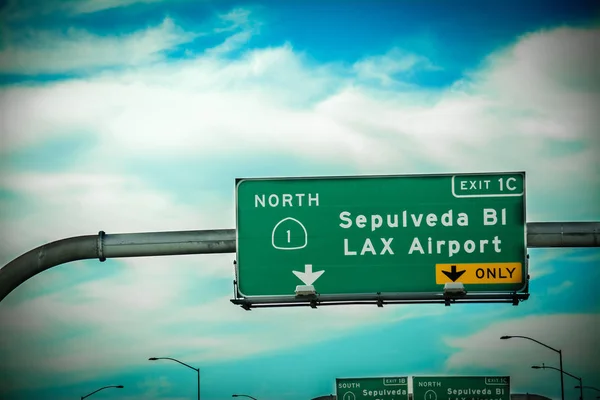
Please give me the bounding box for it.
[452,173,524,198]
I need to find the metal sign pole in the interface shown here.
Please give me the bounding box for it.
[0,223,597,303]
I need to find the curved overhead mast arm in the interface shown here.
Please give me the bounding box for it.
[81,385,123,399]
[149,357,199,372]
[0,229,235,302]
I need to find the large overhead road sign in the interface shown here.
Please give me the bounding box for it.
[413,376,510,400]
[336,377,409,400]
[234,172,527,305]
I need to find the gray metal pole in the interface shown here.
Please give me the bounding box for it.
[0,229,235,302]
[0,222,598,303]
[0,235,99,303]
[503,336,565,400]
[80,385,124,399]
[535,362,586,400]
[526,222,599,248]
[559,350,565,400]
[149,357,200,399]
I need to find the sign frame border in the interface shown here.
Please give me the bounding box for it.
[412,375,511,400]
[335,376,410,400]
[233,171,528,303]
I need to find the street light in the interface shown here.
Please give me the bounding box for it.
[575,386,600,393]
[500,335,565,400]
[80,385,124,399]
[149,357,200,400]
[233,395,258,400]
[532,364,583,400]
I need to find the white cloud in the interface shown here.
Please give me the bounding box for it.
[353,47,438,86]
[478,27,600,96]
[205,7,262,55]
[0,172,233,266]
[70,0,168,14]
[0,0,175,20]
[2,26,597,216]
[206,29,254,55]
[132,375,188,400]
[218,8,253,28]
[0,5,265,75]
[0,281,445,390]
[547,280,573,294]
[467,27,600,148]
[0,17,199,74]
[527,249,600,282]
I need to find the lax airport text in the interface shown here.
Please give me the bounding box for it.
[339,208,509,257]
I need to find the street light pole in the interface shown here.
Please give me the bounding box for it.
[573,384,600,400]
[501,335,565,400]
[149,357,200,400]
[559,349,565,400]
[532,364,583,400]
[80,385,124,399]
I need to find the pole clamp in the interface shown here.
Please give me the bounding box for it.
[98,231,106,262]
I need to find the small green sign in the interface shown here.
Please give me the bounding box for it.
[412,376,510,400]
[235,172,526,298]
[336,377,409,400]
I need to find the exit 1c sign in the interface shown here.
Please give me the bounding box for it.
[234,172,527,298]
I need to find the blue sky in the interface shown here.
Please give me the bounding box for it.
[0,0,599,399]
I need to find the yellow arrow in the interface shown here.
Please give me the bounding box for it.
[436,262,522,284]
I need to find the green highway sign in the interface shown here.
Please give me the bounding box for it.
[412,376,510,400]
[235,172,526,298]
[336,377,409,400]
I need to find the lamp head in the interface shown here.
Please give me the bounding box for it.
[148,357,158,361]
[116,385,124,389]
[531,365,541,369]
[500,336,512,339]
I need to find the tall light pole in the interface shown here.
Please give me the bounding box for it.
[149,357,200,400]
[500,335,564,400]
[532,364,583,400]
[80,385,124,399]
[233,395,258,400]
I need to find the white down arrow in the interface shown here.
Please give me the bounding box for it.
[292,264,324,286]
